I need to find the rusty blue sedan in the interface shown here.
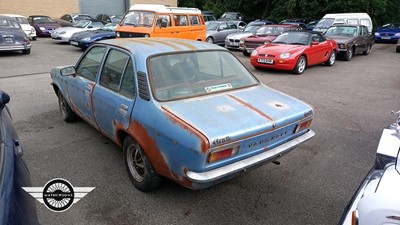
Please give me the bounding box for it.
[50,38,315,191]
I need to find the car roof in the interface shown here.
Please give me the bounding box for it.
[329,24,365,27]
[29,15,52,17]
[284,30,322,35]
[99,38,225,55]
[0,14,26,18]
[261,24,300,28]
[0,15,19,21]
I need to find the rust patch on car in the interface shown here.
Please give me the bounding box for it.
[227,94,275,122]
[161,106,210,154]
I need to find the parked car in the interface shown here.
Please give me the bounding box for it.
[281,21,307,29]
[206,21,241,45]
[338,110,400,225]
[219,12,243,21]
[324,24,374,60]
[280,18,308,29]
[250,30,338,74]
[313,13,373,34]
[0,16,32,54]
[50,38,315,191]
[202,11,217,22]
[0,14,37,40]
[27,15,61,37]
[397,38,400,53]
[225,20,274,50]
[306,20,319,30]
[0,90,40,225]
[95,14,122,24]
[57,13,96,27]
[374,22,400,42]
[241,24,302,56]
[51,20,103,43]
[69,22,117,49]
[230,20,247,30]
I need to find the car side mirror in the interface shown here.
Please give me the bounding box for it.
[88,25,93,28]
[60,66,76,76]
[0,91,10,110]
[312,41,319,45]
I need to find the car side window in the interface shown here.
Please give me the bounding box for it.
[76,46,106,81]
[219,23,228,30]
[362,26,368,35]
[119,59,136,98]
[100,49,130,92]
[173,15,188,26]
[189,15,200,26]
[96,15,102,20]
[157,15,171,27]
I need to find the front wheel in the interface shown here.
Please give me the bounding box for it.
[242,50,250,56]
[293,56,306,75]
[58,90,77,122]
[123,137,162,192]
[206,37,214,44]
[22,49,31,54]
[324,50,336,66]
[344,47,353,61]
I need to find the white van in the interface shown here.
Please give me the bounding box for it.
[313,13,372,33]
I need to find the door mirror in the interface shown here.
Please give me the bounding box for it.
[60,66,76,76]
[88,25,93,28]
[0,91,10,109]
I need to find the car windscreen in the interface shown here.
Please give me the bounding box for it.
[75,15,94,21]
[325,26,357,36]
[272,32,311,45]
[73,20,90,28]
[0,18,21,29]
[256,26,285,36]
[121,11,154,27]
[244,25,261,33]
[206,22,219,31]
[99,23,117,31]
[33,16,55,23]
[314,18,334,29]
[149,51,259,101]
[13,17,29,24]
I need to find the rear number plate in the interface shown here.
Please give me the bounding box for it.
[70,41,78,45]
[257,58,273,64]
[381,37,391,40]
[4,37,13,43]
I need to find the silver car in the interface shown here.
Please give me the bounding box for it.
[225,20,274,50]
[206,21,241,45]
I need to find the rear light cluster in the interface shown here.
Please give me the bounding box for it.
[295,119,312,133]
[208,144,240,163]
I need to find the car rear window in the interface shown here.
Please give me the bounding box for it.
[149,51,259,101]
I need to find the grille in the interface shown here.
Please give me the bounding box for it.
[119,32,146,38]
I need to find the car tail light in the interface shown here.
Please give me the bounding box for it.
[208,145,240,163]
[24,36,30,44]
[351,210,358,225]
[295,119,312,133]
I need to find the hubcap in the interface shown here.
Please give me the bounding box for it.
[298,58,306,73]
[206,38,213,43]
[329,52,335,64]
[127,144,145,182]
[347,49,352,59]
[59,96,67,117]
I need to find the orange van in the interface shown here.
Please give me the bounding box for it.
[116,4,206,41]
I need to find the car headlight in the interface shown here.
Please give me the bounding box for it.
[116,32,120,38]
[240,38,244,44]
[31,28,36,33]
[251,49,257,56]
[339,44,346,49]
[264,40,271,45]
[60,31,66,34]
[82,37,91,41]
[395,33,400,36]
[280,53,290,59]
[374,32,380,36]
[144,34,150,38]
[39,27,46,31]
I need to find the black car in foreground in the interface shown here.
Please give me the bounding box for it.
[0,16,32,55]
[0,91,40,225]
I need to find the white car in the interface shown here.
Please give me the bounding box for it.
[51,20,103,43]
[0,14,37,40]
[339,110,400,225]
[225,20,274,50]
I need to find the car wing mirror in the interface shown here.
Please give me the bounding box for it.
[0,91,10,109]
[60,66,76,76]
[88,25,93,28]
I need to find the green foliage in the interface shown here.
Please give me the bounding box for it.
[178,0,400,28]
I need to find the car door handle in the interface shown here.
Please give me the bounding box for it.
[117,104,129,118]
[120,104,128,111]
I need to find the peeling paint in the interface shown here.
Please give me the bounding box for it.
[228,94,275,122]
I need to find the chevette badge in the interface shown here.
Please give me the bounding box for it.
[213,136,231,145]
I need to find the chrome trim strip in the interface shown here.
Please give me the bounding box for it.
[187,130,315,182]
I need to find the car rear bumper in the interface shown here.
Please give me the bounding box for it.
[0,44,31,51]
[186,129,315,186]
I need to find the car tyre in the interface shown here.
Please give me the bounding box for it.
[58,90,77,122]
[22,49,31,55]
[397,48,400,53]
[324,50,336,66]
[123,136,162,192]
[293,56,306,75]
[242,50,250,56]
[344,47,353,61]
[32,37,37,41]
[206,37,214,44]
[363,45,371,55]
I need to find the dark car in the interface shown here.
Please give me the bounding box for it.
[375,22,400,42]
[0,91,40,224]
[324,24,374,60]
[69,22,117,49]
[241,24,302,56]
[57,13,95,27]
[0,16,32,54]
[95,14,122,24]
[201,11,216,22]
[27,15,61,37]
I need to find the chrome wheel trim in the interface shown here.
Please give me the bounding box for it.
[59,95,67,118]
[329,52,335,65]
[298,57,306,73]
[206,37,213,43]
[347,48,353,59]
[126,143,145,182]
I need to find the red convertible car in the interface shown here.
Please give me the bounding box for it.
[250,30,338,74]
